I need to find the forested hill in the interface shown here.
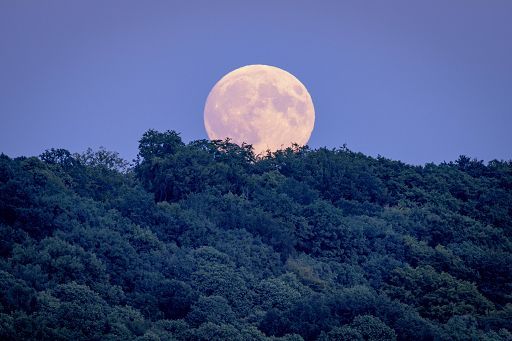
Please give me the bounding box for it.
[1,130,511,340]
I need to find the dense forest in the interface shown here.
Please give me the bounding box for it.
[1,129,511,340]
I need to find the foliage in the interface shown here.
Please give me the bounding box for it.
[0,130,511,340]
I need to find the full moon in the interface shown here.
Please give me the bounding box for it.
[204,64,315,155]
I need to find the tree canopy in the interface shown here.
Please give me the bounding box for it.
[0,130,511,340]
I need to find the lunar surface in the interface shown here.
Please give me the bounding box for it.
[204,64,315,155]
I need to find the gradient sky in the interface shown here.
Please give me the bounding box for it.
[1,0,511,165]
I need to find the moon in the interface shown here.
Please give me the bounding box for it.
[204,64,315,155]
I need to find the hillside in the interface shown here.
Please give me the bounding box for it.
[1,129,511,340]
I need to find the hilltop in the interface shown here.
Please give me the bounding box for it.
[1,130,511,340]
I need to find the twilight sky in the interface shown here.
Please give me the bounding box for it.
[1,0,511,165]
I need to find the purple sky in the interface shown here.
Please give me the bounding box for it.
[1,0,511,164]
